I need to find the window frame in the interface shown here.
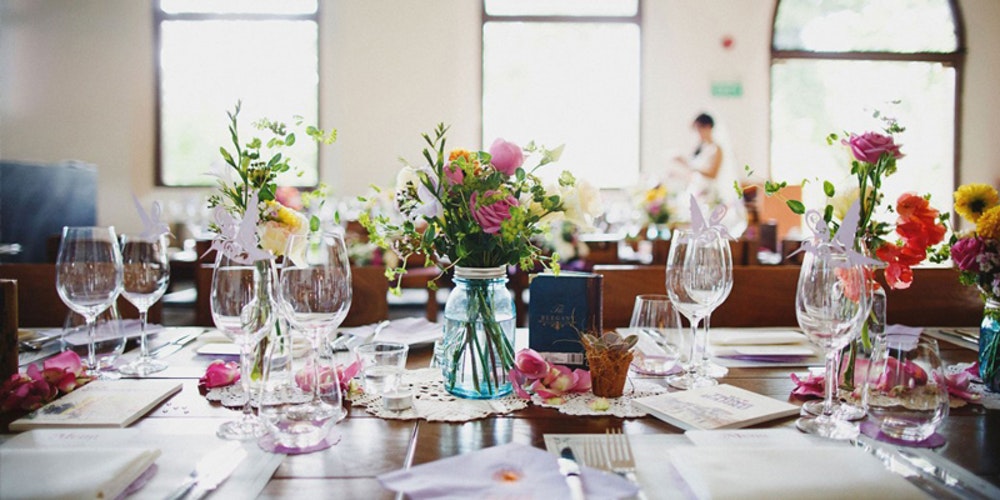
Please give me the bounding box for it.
[152,0,322,187]
[480,1,642,188]
[768,0,966,190]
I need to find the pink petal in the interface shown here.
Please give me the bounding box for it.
[570,369,591,393]
[43,351,84,377]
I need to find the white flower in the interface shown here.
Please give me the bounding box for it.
[257,203,309,258]
[559,179,601,231]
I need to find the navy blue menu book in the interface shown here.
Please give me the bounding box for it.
[528,272,603,368]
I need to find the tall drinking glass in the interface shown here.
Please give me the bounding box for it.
[665,229,730,389]
[795,243,869,439]
[269,231,352,447]
[211,253,274,440]
[629,294,683,375]
[55,226,123,379]
[118,234,170,376]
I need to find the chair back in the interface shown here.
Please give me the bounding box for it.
[594,265,979,329]
[1,279,17,382]
[0,263,160,327]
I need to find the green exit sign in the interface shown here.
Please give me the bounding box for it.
[711,81,743,98]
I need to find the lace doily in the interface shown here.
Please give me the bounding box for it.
[532,377,668,418]
[349,368,528,422]
[349,368,668,421]
[947,362,1000,410]
[206,384,312,408]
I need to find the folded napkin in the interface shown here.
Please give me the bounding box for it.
[378,442,637,500]
[63,320,165,347]
[712,344,815,360]
[668,446,924,499]
[341,317,442,346]
[710,329,806,346]
[0,447,160,499]
[884,324,923,351]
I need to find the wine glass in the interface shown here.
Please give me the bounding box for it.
[700,240,734,379]
[629,294,684,375]
[665,229,730,389]
[268,231,352,448]
[795,243,869,439]
[211,253,275,440]
[118,234,170,376]
[55,226,123,379]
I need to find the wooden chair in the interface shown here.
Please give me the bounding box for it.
[594,265,981,329]
[1,279,17,382]
[0,263,160,327]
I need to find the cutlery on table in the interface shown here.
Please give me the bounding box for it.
[150,329,206,359]
[19,331,63,352]
[558,446,586,500]
[329,320,391,352]
[165,441,247,500]
[604,429,647,500]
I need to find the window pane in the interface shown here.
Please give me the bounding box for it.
[773,0,957,53]
[770,59,955,223]
[485,0,637,17]
[159,20,318,186]
[160,0,317,15]
[483,22,640,188]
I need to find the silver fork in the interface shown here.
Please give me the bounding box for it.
[605,429,647,500]
[582,438,608,472]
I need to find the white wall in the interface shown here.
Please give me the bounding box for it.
[1,0,997,235]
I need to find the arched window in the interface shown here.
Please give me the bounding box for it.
[770,0,964,215]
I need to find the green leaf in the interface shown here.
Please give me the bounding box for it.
[219,147,235,167]
[285,133,295,146]
[310,215,320,232]
[823,204,834,223]
[786,200,805,214]
[823,181,835,198]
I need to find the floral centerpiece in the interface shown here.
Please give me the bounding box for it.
[361,124,599,399]
[207,101,336,376]
[750,112,949,395]
[950,183,1000,391]
[641,184,673,226]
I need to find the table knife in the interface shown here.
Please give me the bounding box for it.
[151,329,206,359]
[166,441,247,500]
[558,446,586,500]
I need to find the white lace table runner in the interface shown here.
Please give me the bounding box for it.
[348,368,668,422]
[948,362,1000,410]
[206,384,311,408]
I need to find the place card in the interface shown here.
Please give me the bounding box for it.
[10,380,182,430]
[632,384,799,430]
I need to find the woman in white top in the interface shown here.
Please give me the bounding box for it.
[674,113,747,237]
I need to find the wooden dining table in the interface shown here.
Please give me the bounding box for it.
[3,328,997,499]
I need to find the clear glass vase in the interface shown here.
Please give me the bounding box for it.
[980,298,1000,393]
[439,266,517,399]
[863,337,949,441]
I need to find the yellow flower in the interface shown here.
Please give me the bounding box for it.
[644,185,668,203]
[977,205,1000,241]
[954,183,1000,223]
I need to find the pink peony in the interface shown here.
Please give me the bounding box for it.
[200,360,240,388]
[489,138,524,176]
[443,163,464,185]
[844,132,904,164]
[951,237,985,272]
[514,349,550,379]
[470,190,518,234]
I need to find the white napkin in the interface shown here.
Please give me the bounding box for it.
[668,446,925,499]
[63,320,165,347]
[341,317,443,346]
[378,442,637,499]
[710,329,806,346]
[0,447,160,499]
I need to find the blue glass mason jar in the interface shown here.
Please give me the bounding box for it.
[438,266,516,399]
[980,298,1000,393]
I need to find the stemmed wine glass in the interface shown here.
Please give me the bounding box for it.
[269,231,353,447]
[211,253,275,440]
[795,242,869,439]
[118,234,170,376]
[55,226,123,379]
[699,241,734,379]
[665,228,732,389]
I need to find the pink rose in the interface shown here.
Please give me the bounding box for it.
[200,360,240,388]
[443,163,464,185]
[44,351,85,378]
[296,361,360,395]
[470,190,518,234]
[514,349,550,379]
[790,371,825,399]
[844,132,904,164]
[0,372,57,412]
[489,138,524,176]
[951,237,985,272]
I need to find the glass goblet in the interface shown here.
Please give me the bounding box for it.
[267,231,353,448]
[211,253,274,440]
[55,226,123,379]
[794,243,868,440]
[118,234,170,376]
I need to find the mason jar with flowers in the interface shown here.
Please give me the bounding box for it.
[950,183,1000,392]
[361,124,599,399]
